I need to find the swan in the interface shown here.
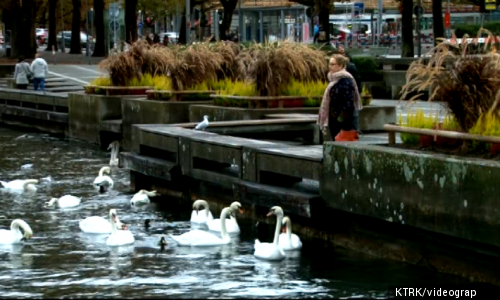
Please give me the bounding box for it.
[254,206,286,261]
[108,141,120,166]
[0,219,33,244]
[46,195,81,208]
[279,216,302,251]
[106,209,135,246]
[79,215,126,234]
[130,190,159,206]
[190,199,214,224]
[93,166,113,191]
[0,179,38,192]
[170,206,233,246]
[207,201,242,234]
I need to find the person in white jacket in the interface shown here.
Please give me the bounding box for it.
[13,56,31,90]
[30,54,49,91]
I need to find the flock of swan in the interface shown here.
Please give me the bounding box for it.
[0,141,302,261]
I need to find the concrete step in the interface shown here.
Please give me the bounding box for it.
[45,86,83,92]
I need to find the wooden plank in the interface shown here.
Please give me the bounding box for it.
[384,124,500,144]
[119,152,179,181]
[191,140,242,167]
[191,169,237,189]
[257,145,323,162]
[169,118,317,129]
[242,143,294,182]
[265,113,317,119]
[140,131,178,153]
[2,106,68,123]
[258,152,322,181]
[233,180,319,218]
[100,119,122,133]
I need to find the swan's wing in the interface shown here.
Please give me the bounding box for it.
[0,181,6,188]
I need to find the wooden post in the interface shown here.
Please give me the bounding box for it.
[388,131,396,145]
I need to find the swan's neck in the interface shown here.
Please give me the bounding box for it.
[110,214,117,235]
[199,201,209,218]
[11,219,32,238]
[286,219,293,242]
[23,180,37,190]
[144,191,156,197]
[99,167,109,177]
[220,208,230,240]
[273,214,283,245]
[46,198,58,206]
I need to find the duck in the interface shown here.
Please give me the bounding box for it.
[158,236,168,250]
[190,199,214,224]
[45,195,81,208]
[130,190,159,206]
[279,216,302,251]
[170,206,234,246]
[93,166,113,191]
[0,179,38,192]
[79,215,126,234]
[106,209,135,246]
[254,206,286,261]
[207,201,242,234]
[108,141,120,167]
[0,219,33,244]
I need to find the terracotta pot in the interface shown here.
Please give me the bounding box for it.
[146,91,155,100]
[84,86,95,94]
[491,143,500,155]
[267,99,304,108]
[419,135,433,147]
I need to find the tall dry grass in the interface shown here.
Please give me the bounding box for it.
[238,41,328,97]
[99,40,173,86]
[401,29,500,131]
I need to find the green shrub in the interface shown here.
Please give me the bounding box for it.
[454,22,500,38]
[351,56,382,82]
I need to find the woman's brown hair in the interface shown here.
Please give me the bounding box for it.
[330,54,348,68]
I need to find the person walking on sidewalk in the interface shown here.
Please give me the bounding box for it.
[14,56,32,90]
[30,54,49,91]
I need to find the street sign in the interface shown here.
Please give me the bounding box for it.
[109,20,119,32]
[445,12,451,28]
[109,2,119,19]
[353,2,364,16]
[284,18,295,24]
[138,22,143,29]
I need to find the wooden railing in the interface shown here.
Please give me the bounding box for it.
[384,124,500,146]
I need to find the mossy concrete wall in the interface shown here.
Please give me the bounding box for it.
[68,93,122,144]
[322,143,500,249]
[190,105,396,131]
[121,98,212,150]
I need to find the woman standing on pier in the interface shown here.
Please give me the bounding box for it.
[318,54,363,142]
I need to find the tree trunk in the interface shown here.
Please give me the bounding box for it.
[70,0,82,54]
[125,0,138,44]
[179,10,186,44]
[46,0,58,52]
[92,0,105,56]
[219,0,238,41]
[12,0,37,58]
[432,0,444,45]
[401,0,414,57]
[317,0,331,45]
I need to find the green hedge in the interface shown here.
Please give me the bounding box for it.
[454,22,500,38]
[351,56,383,82]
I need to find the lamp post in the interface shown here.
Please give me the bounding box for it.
[60,0,65,53]
[139,10,142,37]
[85,0,90,59]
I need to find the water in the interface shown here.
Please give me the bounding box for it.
[0,126,484,298]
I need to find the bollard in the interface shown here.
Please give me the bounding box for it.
[52,45,56,65]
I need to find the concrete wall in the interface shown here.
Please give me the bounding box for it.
[121,98,212,150]
[322,143,500,249]
[190,105,396,131]
[68,93,123,144]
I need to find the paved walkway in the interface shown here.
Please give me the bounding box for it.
[0,47,104,65]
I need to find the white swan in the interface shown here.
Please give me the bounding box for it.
[0,179,38,192]
[79,215,126,234]
[190,199,214,224]
[207,201,242,234]
[93,166,114,191]
[46,195,81,208]
[108,141,120,167]
[279,216,302,251]
[106,209,135,246]
[170,206,233,246]
[0,219,33,244]
[130,190,159,206]
[254,206,286,261]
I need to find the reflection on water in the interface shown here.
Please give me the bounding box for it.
[0,126,489,298]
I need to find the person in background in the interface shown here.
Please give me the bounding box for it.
[338,44,362,93]
[153,34,160,44]
[318,54,363,142]
[30,54,49,92]
[14,56,31,90]
[162,35,169,46]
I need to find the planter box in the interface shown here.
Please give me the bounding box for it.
[84,86,153,96]
[211,95,318,109]
[146,90,215,101]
